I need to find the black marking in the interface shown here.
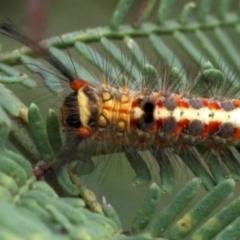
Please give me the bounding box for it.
[63,92,78,107]
[83,86,99,128]
[189,99,204,109]
[220,101,235,111]
[63,92,81,129]
[137,114,155,132]
[162,116,177,134]
[88,106,99,128]
[164,97,177,111]
[188,120,204,136]
[83,87,97,105]
[218,122,234,138]
[66,114,81,128]
[140,97,155,113]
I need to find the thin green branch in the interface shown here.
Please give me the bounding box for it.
[0,13,239,65]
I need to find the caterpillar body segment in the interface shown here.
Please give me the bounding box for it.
[62,81,240,151]
[2,22,240,189]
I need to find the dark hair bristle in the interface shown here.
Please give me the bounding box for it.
[0,22,76,83]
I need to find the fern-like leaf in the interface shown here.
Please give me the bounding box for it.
[0,0,240,239]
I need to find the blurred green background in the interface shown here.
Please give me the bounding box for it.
[0,0,224,230]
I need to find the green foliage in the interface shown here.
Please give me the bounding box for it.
[1,0,240,239]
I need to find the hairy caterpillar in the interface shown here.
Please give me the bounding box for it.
[1,22,240,193]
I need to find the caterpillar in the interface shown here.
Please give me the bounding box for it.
[1,22,240,192]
